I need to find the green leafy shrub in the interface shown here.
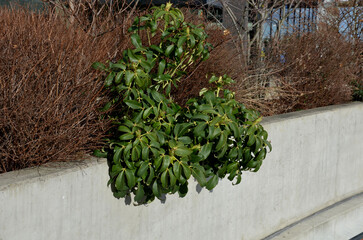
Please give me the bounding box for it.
[93,3,271,204]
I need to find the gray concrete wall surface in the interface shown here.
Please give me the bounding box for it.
[264,193,363,240]
[1,102,363,240]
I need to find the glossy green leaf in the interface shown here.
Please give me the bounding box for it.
[140,60,152,72]
[113,190,128,199]
[151,90,164,102]
[150,140,161,149]
[228,148,238,159]
[260,130,268,140]
[161,170,168,188]
[247,135,256,146]
[150,20,158,32]
[141,146,150,160]
[242,148,252,163]
[228,169,238,181]
[150,45,163,53]
[125,169,136,188]
[216,131,227,151]
[105,72,115,87]
[177,36,187,48]
[247,125,257,135]
[152,180,161,198]
[233,172,242,185]
[113,146,122,163]
[173,161,181,179]
[175,146,193,157]
[131,146,140,161]
[150,147,160,158]
[124,100,142,110]
[119,133,134,141]
[208,125,222,140]
[178,182,188,197]
[227,162,238,172]
[93,149,107,158]
[111,164,122,178]
[125,71,135,85]
[124,160,135,170]
[228,122,240,138]
[247,160,258,168]
[134,182,145,202]
[169,170,176,187]
[160,155,171,172]
[178,136,192,145]
[142,93,155,106]
[111,63,126,70]
[127,49,139,62]
[165,44,175,56]
[206,175,219,190]
[189,34,195,47]
[154,156,163,170]
[131,33,142,48]
[217,163,228,177]
[266,141,272,151]
[181,163,191,179]
[194,122,207,137]
[135,70,148,88]
[118,125,131,133]
[255,149,266,162]
[199,143,212,160]
[115,171,126,191]
[146,166,155,185]
[115,71,124,84]
[254,137,262,153]
[253,161,263,172]
[158,59,166,75]
[143,107,153,119]
[191,166,206,187]
[192,113,209,121]
[192,28,204,39]
[155,10,166,19]
[137,161,149,178]
[175,46,183,57]
[197,41,204,53]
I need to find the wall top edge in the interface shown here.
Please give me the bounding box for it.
[0,157,106,191]
[262,102,363,125]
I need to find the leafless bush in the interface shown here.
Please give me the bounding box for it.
[41,0,140,37]
[0,5,135,173]
[271,29,359,111]
[231,28,360,115]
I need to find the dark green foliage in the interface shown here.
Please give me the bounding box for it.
[93,3,271,204]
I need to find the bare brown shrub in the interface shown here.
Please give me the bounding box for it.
[41,0,140,37]
[269,27,360,112]
[0,6,134,173]
[230,28,360,116]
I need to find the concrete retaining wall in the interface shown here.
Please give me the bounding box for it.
[1,103,363,240]
[265,193,363,240]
